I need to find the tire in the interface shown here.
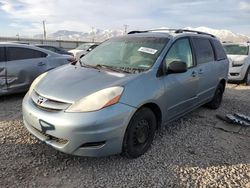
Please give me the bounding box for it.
[206,83,224,109]
[244,67,250,86]
[122,107,157,158]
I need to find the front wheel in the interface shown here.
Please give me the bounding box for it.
[122,108,157,158]
[206,83,224,109]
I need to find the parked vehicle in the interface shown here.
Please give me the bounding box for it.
[223,42,250,85]
[23,29,229,158]
[0,42,74,96]
[68,43,98,60]
[36,44,73,56]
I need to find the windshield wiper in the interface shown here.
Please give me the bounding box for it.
[116,66,148,74]
[95,64,131,73]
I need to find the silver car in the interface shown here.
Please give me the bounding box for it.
[223,43,250,85]
[0,42,74,96]
[23,29,229,158]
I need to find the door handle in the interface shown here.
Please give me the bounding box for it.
[38,62,46,66]
[191,71,197,77]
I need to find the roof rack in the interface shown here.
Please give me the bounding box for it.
[127,29,177,35]
[128,29,216,38]
[175,29,216,38]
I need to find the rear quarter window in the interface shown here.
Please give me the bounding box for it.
[212,40,227,60]
[0,47,5,62]
[192,38,215,64]
[7,47,47,61]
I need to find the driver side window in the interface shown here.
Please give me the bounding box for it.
[164,38,193,69]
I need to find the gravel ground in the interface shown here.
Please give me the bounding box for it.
[0,84,250,188]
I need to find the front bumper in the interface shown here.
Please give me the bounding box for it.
[22,93,136,157]
[228,63,248,81]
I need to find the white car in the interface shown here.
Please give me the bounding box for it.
[68,43,98,60]
[223,43,250,85]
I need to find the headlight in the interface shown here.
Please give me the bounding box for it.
[232,60,244,67]
[66,86,124,112]
[28,72,48,95]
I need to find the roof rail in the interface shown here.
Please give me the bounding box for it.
[127,29,177,35]
[175,29,216,38]
[128,28,216,38]
[127,30,148,34]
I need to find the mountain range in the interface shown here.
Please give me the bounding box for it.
[34,27,250,43]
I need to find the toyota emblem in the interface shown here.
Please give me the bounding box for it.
[37,96,47,105]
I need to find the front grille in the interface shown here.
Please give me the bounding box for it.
[31,91,71,111]
[230,73,239,76]
[32,126,68,145]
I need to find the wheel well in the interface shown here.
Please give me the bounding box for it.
[219,79,226,92]
[140,103,162,129]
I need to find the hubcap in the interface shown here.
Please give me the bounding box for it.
[134,119,150,145]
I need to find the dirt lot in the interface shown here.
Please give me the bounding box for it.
[0,84,250,188]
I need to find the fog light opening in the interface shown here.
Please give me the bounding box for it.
[80,141,106,148]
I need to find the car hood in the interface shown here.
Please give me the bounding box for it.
[68,49,83,54]
[227,54,248,64]
[35,64,138,103]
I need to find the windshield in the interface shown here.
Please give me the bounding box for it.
[76,43,94,50]
[80,36,168,72]
[223,44,249,55]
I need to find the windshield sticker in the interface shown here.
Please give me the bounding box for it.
[138,47,158,55]
[139,65,151,68]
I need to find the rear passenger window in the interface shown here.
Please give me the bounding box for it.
[212,40,227,60]
[0,47,5,62]
[193,38,214,64]
[7,47,47,61]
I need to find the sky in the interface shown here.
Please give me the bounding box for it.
[0,0,250,37]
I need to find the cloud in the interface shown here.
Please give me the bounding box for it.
[0,0,249,35]
[239,1,250,12]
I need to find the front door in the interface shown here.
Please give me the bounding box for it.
[0,47,7,93]
[162,37,199,121]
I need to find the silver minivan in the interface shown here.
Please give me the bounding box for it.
[22,29,229,158]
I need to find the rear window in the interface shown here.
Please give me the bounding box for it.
[7,47,47,61]
[212,40,227,60]
[193,38,215,64]
[223,44,249,55]
[0,47,5,62]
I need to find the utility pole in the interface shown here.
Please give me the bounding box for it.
[42,20,46,40]
[124,24,129,35]
[16,33,20,41]
[91,27,95,42]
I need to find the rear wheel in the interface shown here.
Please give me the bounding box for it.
[244,67,250,86]
[122,108,157,158]
[206,83,224,109]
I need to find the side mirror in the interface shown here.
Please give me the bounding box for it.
[167,61,187,73]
